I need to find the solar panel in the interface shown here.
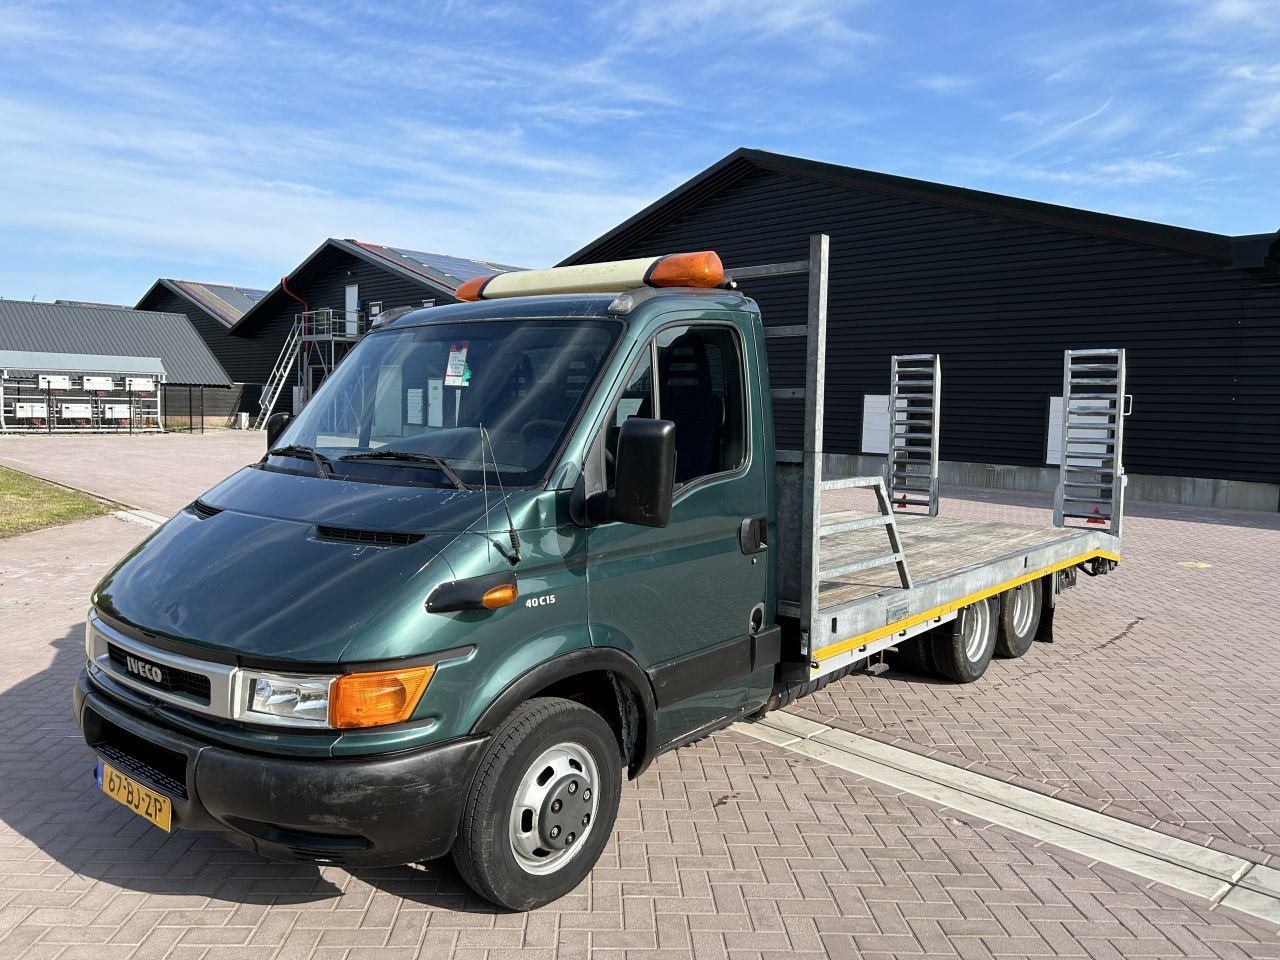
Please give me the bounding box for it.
[387,247,526,284]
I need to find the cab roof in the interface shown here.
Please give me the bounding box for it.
[381,287,750,330]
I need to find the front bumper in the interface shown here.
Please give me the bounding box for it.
[74,671,488,867]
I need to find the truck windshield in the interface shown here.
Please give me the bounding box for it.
[276,318,619,488]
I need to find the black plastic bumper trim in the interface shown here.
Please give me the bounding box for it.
[75,672,487,866]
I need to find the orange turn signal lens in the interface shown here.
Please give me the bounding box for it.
[330,665,434,729]
[482,582,519,608]
[455,275,488,301]
[647,251,724,289]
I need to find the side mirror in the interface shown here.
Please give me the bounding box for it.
[265,412,292,449]
[610,418,675,527]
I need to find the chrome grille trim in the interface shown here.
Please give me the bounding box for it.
[87,614,241,720]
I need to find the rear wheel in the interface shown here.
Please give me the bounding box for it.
[995,579,1043,658]
[891,634,937,677]
[452,697,621,911]
[931,596,998,683]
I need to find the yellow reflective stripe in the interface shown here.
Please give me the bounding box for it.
[812,549,1122,663]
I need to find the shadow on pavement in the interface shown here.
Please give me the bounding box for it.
[0,623,499,911]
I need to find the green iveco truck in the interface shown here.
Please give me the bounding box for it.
[75,240,1123,909]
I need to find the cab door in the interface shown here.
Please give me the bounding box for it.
[586,319,767,745]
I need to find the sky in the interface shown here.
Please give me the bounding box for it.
[0,0,1276,305]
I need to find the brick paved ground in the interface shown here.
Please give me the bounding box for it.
[797,487,1280,864]
[0,432,263,516]
[1,515,1278,957]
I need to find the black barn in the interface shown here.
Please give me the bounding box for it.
[229,239,522,414]
[562,149,1280,510]
[136,280,268,409]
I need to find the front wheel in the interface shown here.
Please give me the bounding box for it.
[452,697,621,910]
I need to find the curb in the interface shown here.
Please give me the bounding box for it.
[733,711,1280,929]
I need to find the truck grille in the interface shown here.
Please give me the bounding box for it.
[107,642,212,702]
[93,723,189,800]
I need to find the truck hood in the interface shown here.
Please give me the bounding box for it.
[92,466,490,663]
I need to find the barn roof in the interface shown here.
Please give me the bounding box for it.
[562,147,1273,267]
[230,238,525,336]
[138,279,268,328]
[0,300,231,385]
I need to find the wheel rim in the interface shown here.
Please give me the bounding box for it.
[508,741,600,876]
[962,599,992,662]
[1011,585,1035,637]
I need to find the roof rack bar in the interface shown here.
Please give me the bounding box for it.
[725,259,810,281]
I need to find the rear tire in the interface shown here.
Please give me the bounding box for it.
[995,579,1043,659]
[452,697,621,911]
[892,634,937,677]
[931,596,998,683]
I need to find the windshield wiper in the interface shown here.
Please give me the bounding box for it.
[267,444,332,478]
[339,449,467,490]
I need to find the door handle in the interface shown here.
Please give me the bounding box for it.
[739,516,767,555]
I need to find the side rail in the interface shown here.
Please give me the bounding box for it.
[817,476,913,589]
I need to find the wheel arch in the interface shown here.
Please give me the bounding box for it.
[469,648,659,779]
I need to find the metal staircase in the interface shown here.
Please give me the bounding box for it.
[1053,348,1129,537]
[888,354,941,516]
[252,317,302,430]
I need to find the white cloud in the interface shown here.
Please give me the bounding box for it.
[1009,96,1116,157]
[1227,63,1280,83]
[911,75,975,95]
[1197,0,1278,28]
[601,0,876,49]
[0,93,659,274]
[1093,158,1190,183]
[1045,61,1085,83]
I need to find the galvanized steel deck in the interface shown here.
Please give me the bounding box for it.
[802,514,1120,676]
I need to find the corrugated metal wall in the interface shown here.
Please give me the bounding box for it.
[570,168,1280,484]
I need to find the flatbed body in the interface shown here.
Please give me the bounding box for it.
[805,515,1119,677]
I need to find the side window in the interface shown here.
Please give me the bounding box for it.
[604,347,654,487]
[656,325,746,487]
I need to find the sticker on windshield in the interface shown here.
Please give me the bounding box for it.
[444,342,471,387]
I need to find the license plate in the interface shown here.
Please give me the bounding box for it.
[96,760,172,831]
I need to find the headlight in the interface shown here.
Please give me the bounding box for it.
[238,666,434,729]
[243,672,333,726]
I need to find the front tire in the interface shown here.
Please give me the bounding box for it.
[452,697,621,911]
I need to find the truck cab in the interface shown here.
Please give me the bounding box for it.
[77,256,785,910]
